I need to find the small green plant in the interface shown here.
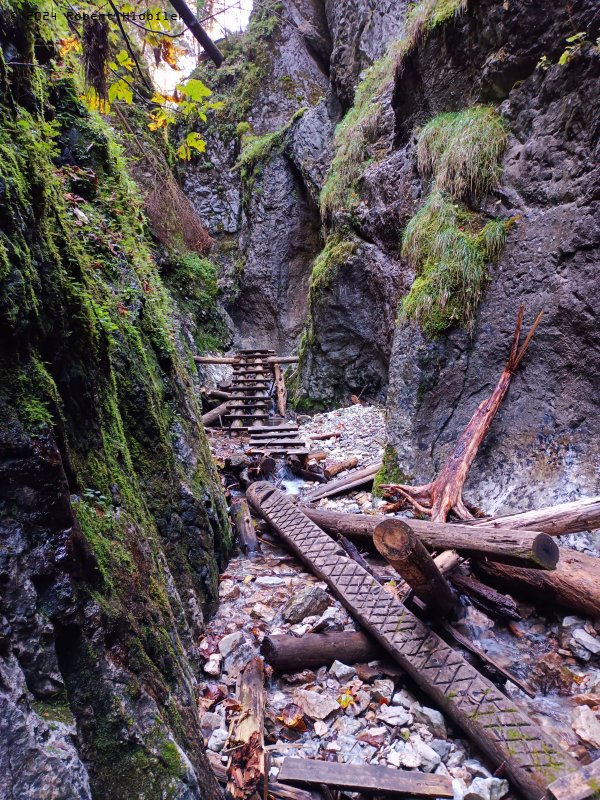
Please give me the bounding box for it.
[416,106,507,199]
[537,31,595,70]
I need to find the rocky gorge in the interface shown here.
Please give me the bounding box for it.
[1,0,599,798]
[188,0,600,512]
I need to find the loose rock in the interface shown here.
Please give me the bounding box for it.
[282,586,330,624]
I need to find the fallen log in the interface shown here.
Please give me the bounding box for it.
[301,507,559,570]
[207,752,316,800]
[278,757,453,798]
[310,432,341,441]
[230,498,260,557]
[474,548,600,619]
[324,456,358,479]
[201,387,233,401]
[547,756,600,800]
[287,456,327,484]
[304,463,381,502]
[247,483,576,800]
[449,572,521,621]
[202,401,230,427]
[374,519,460,618]
[261,632,380,671]
[226,656,265,800]
[477,495,600,537]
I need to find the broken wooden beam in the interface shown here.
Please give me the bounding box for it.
[230,498,261,557]
[324,456,358,479]
[374,519,460,618]
[477,495,600,537]
[272,361,287,417]
[261,632,380,672]
[301,507,559,570]
[226,656,265,800]
[247,482,576,800]
[207,752,315,800]
[449,571,521,621]
[474,548,600,619]
[201,387,233,401]
[278,757,453,798]
[202,401,230,426]
[547,756,600,800]
[304,462,381,502]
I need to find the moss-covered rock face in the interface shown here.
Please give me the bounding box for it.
[0,6,229,799]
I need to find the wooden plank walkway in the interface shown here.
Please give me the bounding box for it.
[246,482,577,800]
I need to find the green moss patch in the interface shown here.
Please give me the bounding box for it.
[400,192,511,337]
[309,236,358,300]
[372,445,411,498]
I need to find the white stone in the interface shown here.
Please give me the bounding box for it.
[313,720,328,737]
[396,743,422,769]
[204,654,222,676]
[207,728,229,753]
[255,576,285,586]
[329,660,356,681]
[572,705,600,748]
[391,688,419,709]
[377,705,412,726]
[251,602,276,623]
[371,679,394,702]
[415,706,447,738]
[412,738,441,772]
[464,776,509,800]
[573,628,600,654]
[294,689,340,720]
[200,712,225,739]
[218,631,245,658]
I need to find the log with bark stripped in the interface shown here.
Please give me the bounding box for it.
[272,361,288,417]
[230,498,261,557]
[226,656,266,800]
[304,463,381,502]
[476,495,600,537]
[301,507,559,570]
[324,456,359,479]
[202,401,230,426]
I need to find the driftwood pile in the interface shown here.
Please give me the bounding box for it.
[212,309,600,800]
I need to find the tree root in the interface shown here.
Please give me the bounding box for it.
[381,306,544,523]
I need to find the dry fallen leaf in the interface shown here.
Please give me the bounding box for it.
[277,703,308,732]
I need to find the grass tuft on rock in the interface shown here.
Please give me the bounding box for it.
[416,106,508,199]
[320,0,467,216]
[309,236,358,300]
[400,192,512,337]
